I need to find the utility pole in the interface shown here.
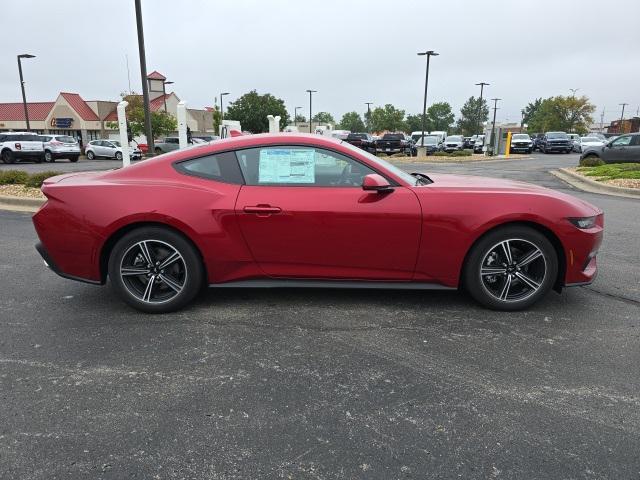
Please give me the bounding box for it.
[619,103,628,134]
[134,0,154,154]
[220,92,230,123]
[490,98,501,155]
[17,54,36,131]
[600,108,605,132]
[417,50,438,146]
[365,102,373,133]
[475,82,489,135]
[306,90,316,133]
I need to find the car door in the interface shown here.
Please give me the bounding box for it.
[234,145,422,280]
[627,135,640,163]
[93,141,106,157]
[605,135,633,162]
[103,141,117,158]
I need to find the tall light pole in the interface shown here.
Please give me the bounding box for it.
[306,89,316,133]
[619,103,628,134]
[365,102,373,133]
[569,88,579,97]
[475,82,489,135]
[134,0,154,154]
[162,80,174,112]
[294,106,302,126]
[220,92,230,123]
[417,50,438,145]
[17,54,35,131]
[490,98,501,155]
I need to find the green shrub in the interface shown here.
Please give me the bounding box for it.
[24,171,63,188]
[0,170,29,185]
[579,156,604,167]
[450,150,472,157]
[432,151,452,157]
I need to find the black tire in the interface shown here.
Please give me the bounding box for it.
[115,151,123,161]
[2,149,15,164]
[86,150,95,160]
[44,151,53,162]
[155,148,162,155]
[108,226,204,313]
[463,225,558,311]
[69,156,79,163]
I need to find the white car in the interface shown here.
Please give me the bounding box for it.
[0,132,44,164]
[41,134,81,163]
[85,139,142,161]
[574,136,605,153]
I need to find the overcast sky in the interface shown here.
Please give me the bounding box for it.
[2,0,639,126]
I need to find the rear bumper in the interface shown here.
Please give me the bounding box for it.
[35,242,101,285]
[49,151,80,158]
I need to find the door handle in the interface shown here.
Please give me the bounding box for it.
[243,205,282,215]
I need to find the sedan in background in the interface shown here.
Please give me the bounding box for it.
[414,135,441,155]
[574,136,605,153]
[581,133,640,163]
[33,133,603,314]
[345,132,376,153]
[85,140,142,161]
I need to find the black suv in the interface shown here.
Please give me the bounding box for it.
[539,132,572,154]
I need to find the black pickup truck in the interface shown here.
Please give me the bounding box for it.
[374,133,416,156]
[345,133,376,153]
[539,131,573,154]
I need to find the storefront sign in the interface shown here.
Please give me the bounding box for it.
[50,117,74,128]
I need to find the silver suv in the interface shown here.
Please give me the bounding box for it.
[0,132,44,164]
[41,134,81,163]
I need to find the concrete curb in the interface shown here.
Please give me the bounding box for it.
[550,169,640,199]
[0,195,45,212]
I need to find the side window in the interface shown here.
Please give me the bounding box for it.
[612,136,632,147]
[167,138,178,144]
[236,146,376,187]
[174,151,244,184]
[631,136,640,146]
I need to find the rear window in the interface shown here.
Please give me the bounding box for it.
[174,151,244,184]
[547,132,568,139]
[382,134,404,140]
[56,136,76,143]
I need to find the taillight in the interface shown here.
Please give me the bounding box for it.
[15,143,21,150]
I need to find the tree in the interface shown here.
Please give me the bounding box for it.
[106,92,177,139]
[312,112,335,125]
[211,105,222,133]
[527,95,595,134]
[225,90,290,132]
[427,102,455,131]
[456,96,489,136]
[370,104,406,132]
[521,98,542,127]
[405,113,430,134]
[294,113,307,123]
[337,111,365,132]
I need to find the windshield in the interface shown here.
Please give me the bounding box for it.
[445,136,462,142]
[340,141,419,186]
[512,134,529,140]
[547,132,568,139]
[347,133,367,140]
[111,140,121,147]
[581,137,601,142]
[57,135,76,143]
[417,136,438,144]
[382,134,404,140]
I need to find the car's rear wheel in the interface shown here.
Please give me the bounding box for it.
[155,148,162,155]
[463,226,558,311]
[2,150,15,164]
[86,150,95,160]
[108,227,204,313]
[69,156,79,163]
[115,151,123,161]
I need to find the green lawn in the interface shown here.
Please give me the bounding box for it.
[577,163,640,180]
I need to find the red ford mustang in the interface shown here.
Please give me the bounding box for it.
[33,133,603,313]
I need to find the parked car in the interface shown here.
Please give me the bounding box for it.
[429,131,447,144]
[0,132,44,164]
[580,133,640,164]
[154,137,200,154]
[33,133,603,313]
[345,133,376,153]
[375,133,415,156]
[473,135,486,153]
[509,133,533,154]
[41,134,81,163]
[414,135,441,154]
[193,135,220,142]
[443,135,465,152]
[85,140,142,161]
[463,137,474,149]
[539,132,573,154]
[574,136,605,153]
[532,133,544,151]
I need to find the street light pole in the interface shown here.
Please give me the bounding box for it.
[417,50,438,145]
[17,54,35,132]
[365,102,373,133]
[134,0,154,154]
[619,103,628,134]
[162,80,174,112]
[306,90,316,133]
[475,82,489,135]
[294,106,302,126]
[220,92,230,124]
[490,98,501,155]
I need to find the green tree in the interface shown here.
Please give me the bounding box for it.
[225,90,290,132]
[370,104,406,132]
[405,113,431,134]
[527,95,595,134]
[427,102,455,131]
[337,111,365,132]
[106,92,177,139]
[312,112,335,125]
[211,105,222,133]
[521,98,542,127]
[294,113,307,123]
[456,96,489,136]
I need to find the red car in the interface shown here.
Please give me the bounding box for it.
[33,133,603,313]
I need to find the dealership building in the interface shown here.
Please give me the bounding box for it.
[0,71,214,145]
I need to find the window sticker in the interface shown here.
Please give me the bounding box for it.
[258,148,315,184]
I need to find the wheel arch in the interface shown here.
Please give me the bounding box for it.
[99,221,207,284]
[460,220,566,292]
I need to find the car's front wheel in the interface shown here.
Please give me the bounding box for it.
[463,226,558,311]
[115,151,123,161]
[108,227,204,313]
[86,150,95,160]
[44,151,53,162]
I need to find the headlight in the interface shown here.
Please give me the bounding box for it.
[568,216,597,229]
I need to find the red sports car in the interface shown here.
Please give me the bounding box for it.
[33,133,603,313]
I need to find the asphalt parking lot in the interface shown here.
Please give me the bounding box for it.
[1,152,639,479]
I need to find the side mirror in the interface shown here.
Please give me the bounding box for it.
[362,174,393,193]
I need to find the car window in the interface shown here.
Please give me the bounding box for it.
[631,136,640,146]
[236,146,376,187]
[57,136,76,143]
[611,136,632,147]
[174,151,244,184]
[166,138,178,144]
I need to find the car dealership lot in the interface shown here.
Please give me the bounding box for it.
[1,153,639,478]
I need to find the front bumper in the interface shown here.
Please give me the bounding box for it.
[562,215,604,287]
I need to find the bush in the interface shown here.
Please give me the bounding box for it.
[579,156,605,167]
[0,170,29,185]
[24,171,63,188]
[450,150,472,157]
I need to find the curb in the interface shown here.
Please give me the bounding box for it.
[0,194,45,212]
[550,169,640,199]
